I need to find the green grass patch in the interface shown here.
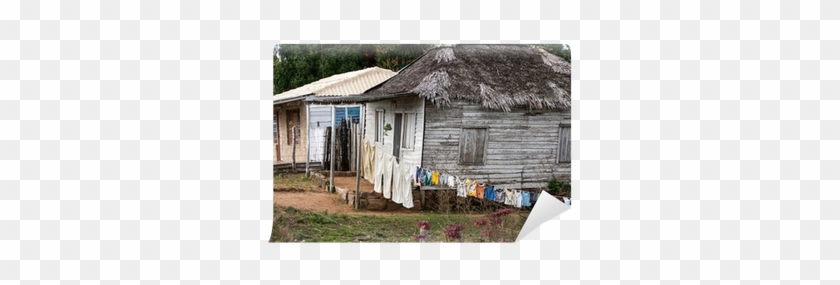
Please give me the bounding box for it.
[270,205,528,243]
[274,173,319,191]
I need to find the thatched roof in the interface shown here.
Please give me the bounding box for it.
[364,45,571,112]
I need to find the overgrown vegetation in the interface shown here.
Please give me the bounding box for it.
[270,205,527,242]
[273,173,317,191]
[273,44,572,95]
[546,175,571,196]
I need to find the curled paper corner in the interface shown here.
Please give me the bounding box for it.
[515,191,571,242]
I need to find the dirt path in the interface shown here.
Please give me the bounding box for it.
[274,174,424,216]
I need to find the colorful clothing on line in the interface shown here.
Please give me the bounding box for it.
[456,178,466,197]
[513,190,522,208]
[431,171,440,186]
[504,188,515,205]
[466,180,476,197]
[494,187,505,203]
[475,183,486,200]
[521,191,531,207]
[423,169,432,186]
[414,166,422,185]
[530,192,540,206]
[484,185,495,201]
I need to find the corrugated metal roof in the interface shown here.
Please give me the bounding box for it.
[273,67,396,104]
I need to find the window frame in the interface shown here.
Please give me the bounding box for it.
[458,127,489,165]
[397,111,416,151]
[374,109,385,143]
[557,124,571,163]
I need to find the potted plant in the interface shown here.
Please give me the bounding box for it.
[383,123,392,137]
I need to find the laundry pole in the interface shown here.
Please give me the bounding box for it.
[329,105,336,193]
[354,105,364,209]
[305,104,310,177]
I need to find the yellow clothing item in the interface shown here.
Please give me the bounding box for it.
[466,179,476,197]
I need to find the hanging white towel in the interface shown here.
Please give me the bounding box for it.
[382,154,396,199]
[513,190,523,208]
[401,165,415,208]
[391,160,404,204]
[373,147,384,194]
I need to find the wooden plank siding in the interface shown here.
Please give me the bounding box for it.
[421,100,571,189]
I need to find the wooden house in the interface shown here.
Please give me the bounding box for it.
[316,45,572,190]
[273,67,396,168]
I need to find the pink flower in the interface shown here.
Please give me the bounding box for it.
[415,221,430,230]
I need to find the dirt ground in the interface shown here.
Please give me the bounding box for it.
[273,174,418,215]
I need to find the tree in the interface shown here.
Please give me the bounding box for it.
[539,44,571,63]
[273,44,432,95]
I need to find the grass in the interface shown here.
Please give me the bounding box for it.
[274,173,319,191]
[270,205,528,243]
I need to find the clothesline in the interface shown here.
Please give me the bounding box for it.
[415,167,539,209]
[361,138,566,209]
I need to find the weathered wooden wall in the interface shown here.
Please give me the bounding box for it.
[421,100,572,189]
[274,101,309,163]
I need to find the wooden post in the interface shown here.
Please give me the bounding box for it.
[291,125,297,172]
[330,105,336,193]
[354,105,364,209]
[305,104,310,177]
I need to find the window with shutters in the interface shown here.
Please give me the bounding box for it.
[459,128,488,165]
[558,125,571,163]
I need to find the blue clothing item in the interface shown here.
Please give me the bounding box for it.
[521,192,531,207]
[415,167,423,184]
[484,185,495,201]
[530,192,539,206]
[423,169,432,185]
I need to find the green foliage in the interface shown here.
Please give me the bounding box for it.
[539,44,571,63]
[546,175,562,195]
[273,44,433,95]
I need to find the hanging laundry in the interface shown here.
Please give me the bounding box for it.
[562,197,571,206]
[399,164,415,208]
[373,147,384,194]
[423,169,432,186]
[504,188,515,205]
[513,190,523,208]
[484,185,495,201]
[456,178,466,197]
[382,154,396,199]
[530,192,539,206]
[447,175,456,188]
[521,191,531,207]
[431,171,440,186]
[494,187,505,203]
[475,183,486,200]
[466,180,476,197]
[391,162,406,204]
[362,140,377,182]
[439,173,447,186]
[413,166,422,185]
